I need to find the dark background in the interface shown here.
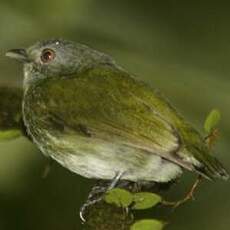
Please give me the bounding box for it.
[0,1,230,229]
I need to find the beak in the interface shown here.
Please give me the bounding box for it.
[5,49,30,63]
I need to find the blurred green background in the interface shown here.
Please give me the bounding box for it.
[0,0,230,229]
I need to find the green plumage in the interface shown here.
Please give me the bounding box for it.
[6,39,229,182]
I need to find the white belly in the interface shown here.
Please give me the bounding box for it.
[40,132,182,183]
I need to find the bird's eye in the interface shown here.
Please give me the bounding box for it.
[41,49,55,63]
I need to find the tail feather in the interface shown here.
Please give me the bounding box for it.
[181,146,229,181]
[194,153,229,181]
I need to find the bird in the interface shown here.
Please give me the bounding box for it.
[6,39,229,211]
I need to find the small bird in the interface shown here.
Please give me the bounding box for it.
[6,39,228,188]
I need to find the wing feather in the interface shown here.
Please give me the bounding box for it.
[39,67,188,169]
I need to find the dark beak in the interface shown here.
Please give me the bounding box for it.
[5,49,30,62]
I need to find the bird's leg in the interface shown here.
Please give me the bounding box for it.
[80,171,125,222]
[107,171,125,190]
[162,175,202,208]
[79,182,107,222]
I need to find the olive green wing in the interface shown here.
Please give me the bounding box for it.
[41,65,228,180]
[39,67,191,171]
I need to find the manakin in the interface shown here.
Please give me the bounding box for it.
[6,39,229,185]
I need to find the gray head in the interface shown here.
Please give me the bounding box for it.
[6,39,115,87]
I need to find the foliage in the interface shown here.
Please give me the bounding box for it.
[204,109,221,134]
[0,129,21,140]
[132,192,162,210]
[104,188,133,208]
[130,219,164,230]
[104,188,164,230]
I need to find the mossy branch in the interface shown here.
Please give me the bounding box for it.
[0,86,26,139]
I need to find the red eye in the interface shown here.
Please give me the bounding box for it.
[41,49,55,63]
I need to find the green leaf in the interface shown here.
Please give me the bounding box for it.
[204,109,221,134]
[104,188,133,208]
[131,219,164,230]
[0,129,22,141]
[132,192,162,210]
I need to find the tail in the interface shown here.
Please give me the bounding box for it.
[180,146,229,181]
[194,154,229,181]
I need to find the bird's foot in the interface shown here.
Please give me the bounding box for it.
[79,189,105,222]
[80,171,125,222]
[162,176,202,208]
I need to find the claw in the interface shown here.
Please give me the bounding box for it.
[79,171,125,222]
[79,209,86,223]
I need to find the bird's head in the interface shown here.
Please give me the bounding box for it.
[6,39,114,88]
